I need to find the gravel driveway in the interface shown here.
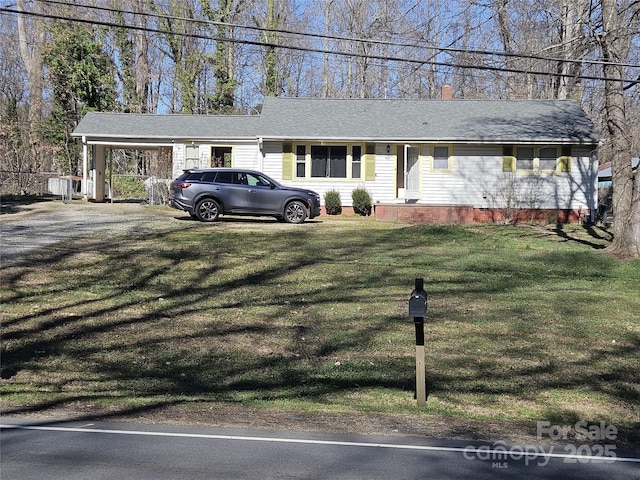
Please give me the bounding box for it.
[0,200,178,263]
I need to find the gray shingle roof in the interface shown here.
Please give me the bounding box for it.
[72,97,600,145]
[260,97,600,144]
[72,112,260,140]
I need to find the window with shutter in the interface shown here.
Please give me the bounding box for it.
[364,143,376,181]
[282,143,293,180]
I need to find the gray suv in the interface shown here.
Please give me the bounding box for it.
[169,168,321,223]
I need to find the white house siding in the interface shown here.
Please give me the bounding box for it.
[421,144,491,207]
[262,141,394,207]
[229,142,262,170]
[172,141,260,179]
[171,144,210,179]
[172,145,184,179]
[173,140,597,212]
[369,143,397,204]
[420,144,597,211]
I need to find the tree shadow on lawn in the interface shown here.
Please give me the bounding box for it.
[551,223,612,250]
[2,223,638,446]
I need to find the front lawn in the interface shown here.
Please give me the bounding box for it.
[2,211,639,444]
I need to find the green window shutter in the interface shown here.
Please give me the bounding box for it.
[364,143,376,181]
[502,145,515,172]
[558,156,571,172]
[559,145,572,172]
[282,143,293,180]
[502,156,515,172]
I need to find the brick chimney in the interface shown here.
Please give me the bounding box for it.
[441,84,453,100]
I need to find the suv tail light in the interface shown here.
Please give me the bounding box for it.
[176,182,191,188]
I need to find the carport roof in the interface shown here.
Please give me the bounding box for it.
[72,112,261,141]
[73,97,601,145]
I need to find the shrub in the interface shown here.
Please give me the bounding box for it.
[324,189,342,215]
[111,176,146,200]
[352,187,372,216]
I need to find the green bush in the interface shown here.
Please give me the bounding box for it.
[324,189,342,215]
[111,176,146,200]
[352,187,372,216]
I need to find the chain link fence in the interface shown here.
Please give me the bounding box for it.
[109,175,170,205]
[1,171,170,205]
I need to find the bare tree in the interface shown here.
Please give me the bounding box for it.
[111,0,153,113]
[17,0,45,125]
[598,0,640,258]
[552,0,590,100]
[153,0,204,113]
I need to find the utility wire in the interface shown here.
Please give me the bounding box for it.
[2,5,639,85]
[30,0,640,69]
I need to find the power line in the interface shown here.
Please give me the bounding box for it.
[2,4,639,85]
[31,0,640,70]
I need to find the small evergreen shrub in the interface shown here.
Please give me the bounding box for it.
[111,176,146,200]
[324,189,342,215]
[352,187,372,216]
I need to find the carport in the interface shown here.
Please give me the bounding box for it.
[72,112,261,202]
[72,115,174,202]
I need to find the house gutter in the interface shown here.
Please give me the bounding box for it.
[259,136,600,145]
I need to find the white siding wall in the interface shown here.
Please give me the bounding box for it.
[420,144,597,210]
[172,142,261,179]
[176,141,598,211]
[231,142,262,170]
[172,145,184,179]
[262,141,395,207]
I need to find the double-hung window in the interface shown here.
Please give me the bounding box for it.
[503,145,572,173]
[432,146,451,170]
[516,146,535,171]
[296,145,306,178]
[352,146,362,179]
[538,147,558,171]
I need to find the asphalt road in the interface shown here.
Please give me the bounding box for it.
[2,418,639,480]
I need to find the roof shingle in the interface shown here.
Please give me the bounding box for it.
[72,97,600,145]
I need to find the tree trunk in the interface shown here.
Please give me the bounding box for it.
[264,0,279,97]
[17,0,44,124]
[600,0,640,258]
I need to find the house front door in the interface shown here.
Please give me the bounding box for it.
[405,145,420,200]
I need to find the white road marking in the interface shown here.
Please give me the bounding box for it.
[2,423,639,464]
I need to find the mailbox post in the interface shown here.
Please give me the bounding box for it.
[409,278,428,406]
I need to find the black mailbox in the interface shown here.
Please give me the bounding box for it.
[409,278,428,318]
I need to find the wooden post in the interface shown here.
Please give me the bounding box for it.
[416,345,426,407]
[415,321,426,407]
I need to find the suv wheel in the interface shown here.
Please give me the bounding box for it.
[195,198,220,222]
[284,200,307,224]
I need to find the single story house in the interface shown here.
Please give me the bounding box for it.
[72,96,601,223]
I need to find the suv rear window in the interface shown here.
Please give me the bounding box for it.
[180,172,204,182]
[178,171,217,182]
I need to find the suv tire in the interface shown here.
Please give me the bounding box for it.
[284,200,307,224]
[195,198,221,222]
